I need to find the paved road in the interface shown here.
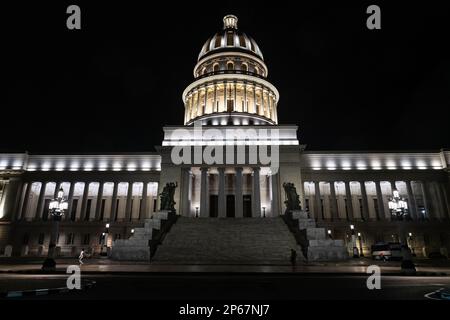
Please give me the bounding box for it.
[2,273,450,300]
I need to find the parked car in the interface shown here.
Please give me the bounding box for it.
[371,242,407,261]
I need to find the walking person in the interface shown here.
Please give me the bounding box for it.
[79,248,85,265]
[290,248,297,268]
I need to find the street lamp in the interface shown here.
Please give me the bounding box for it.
[358,232,364,257]
[101,223,110,256]
[388,188,409,221]
[327,229,333,239]
[408,232,416,257]
[42,187,68,271]
[350,224,359,258]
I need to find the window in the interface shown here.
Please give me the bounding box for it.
[227,32,233,46]
[99,199,106,221]
[241,63,248,72]
[38,233,45,245]
[70,199,78,221]
[213,63,219,72]
[23,233,29,245]
[214,36,221,48]
[227,62,234,70]
[66,233,74,245]
[254,66,259,75]
[239,35,246,47]
[83,234,90,245]
[42,199,51,221]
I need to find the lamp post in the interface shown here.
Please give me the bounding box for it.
[262,206,266,218]
[408,232,416,257]
[350,224,359,258]
[42,187,68,270]
[101,223,110,256]
[358,232,364,257]
[388,188,409,221]
[327,229,333,239]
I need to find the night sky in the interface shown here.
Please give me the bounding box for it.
[3,1,450,153]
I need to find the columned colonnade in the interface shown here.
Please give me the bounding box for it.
[16,180,159,222]
[303,180,450,221]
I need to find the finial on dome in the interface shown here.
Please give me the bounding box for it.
[223,15,238,29]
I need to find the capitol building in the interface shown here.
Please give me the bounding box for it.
[0,15,449,261]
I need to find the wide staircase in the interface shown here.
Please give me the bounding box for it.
[152,217,300,264]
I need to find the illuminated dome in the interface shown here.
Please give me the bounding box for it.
[198,15,264,62]
[183,15,279,126]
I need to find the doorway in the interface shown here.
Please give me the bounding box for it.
[243,195,252,217]
[226,195,235,217]
[209,195,218,217]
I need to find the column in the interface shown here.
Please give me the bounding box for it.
[344,181,354,220]
[125,182,133,221]
[243,83,247,112]
[140,182,148,220]
[233,81,237,111]
[203,86,207,114]
[235,167,243,218]
[66,182,75,221]
[329,181,339,221]
[314,181,323,221]
[196,89,200,116]
[200,167,209,217]
[406,181,418,220]
[360,181,369,221]
[95,182,104,220]
[253,84,257,113]
[53,182,62,198]
[20,182,32,220]
[213,84,217,112]
[438,182,450,220]
[80,182,90,221]
[252,167,261,217]
[375,181,385,220]
[35,182,48,220]
[224,82,227,112]
[110,182,119,221]
[433,182,445,220]
[181,168,191,216]
[271,173,280,216]
[420,181,431,219]
[218,167,226,217]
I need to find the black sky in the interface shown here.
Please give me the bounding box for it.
[3,1,450,153]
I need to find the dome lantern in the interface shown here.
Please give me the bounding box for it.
[223,15,238,29]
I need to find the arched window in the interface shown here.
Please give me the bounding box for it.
[227,62,234,71]
[201,67,207,75]
[214,35,222,48]
[213,63,220,72]
[227,32,234,46]
[254,66,259,75]
[241,63,248,72]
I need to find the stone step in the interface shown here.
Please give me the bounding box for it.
[298,219,316,230]
[153,217,300,263]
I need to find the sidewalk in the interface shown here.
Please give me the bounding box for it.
[1,257,449,275]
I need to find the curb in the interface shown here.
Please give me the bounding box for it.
[0,280,96,299]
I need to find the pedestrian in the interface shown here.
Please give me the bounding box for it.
[290,248,297,267]
[79,248,85,265]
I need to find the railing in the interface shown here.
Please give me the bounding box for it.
[195,69,266,80]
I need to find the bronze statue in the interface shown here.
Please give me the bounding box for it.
[283,182,301,212]
[159,182,178,212]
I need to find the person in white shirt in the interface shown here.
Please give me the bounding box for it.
[79,249,85,265]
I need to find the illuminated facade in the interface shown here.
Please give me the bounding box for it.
[0,15,449,259]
